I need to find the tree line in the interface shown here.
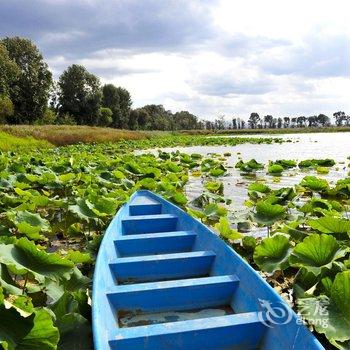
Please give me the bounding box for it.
[206,112,350,130]
[1,36,349,131]
[0,37,202,130]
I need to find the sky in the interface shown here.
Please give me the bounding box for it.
[1,0,350,120]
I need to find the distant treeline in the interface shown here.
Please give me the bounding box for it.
[0,37,202,130]
[207,112,350,130]
[0,36,349,131]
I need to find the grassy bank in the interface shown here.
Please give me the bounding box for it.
[182,126,350,135]
[0,131,52,151]
[0,124,158,146]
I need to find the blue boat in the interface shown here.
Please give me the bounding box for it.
[92,190,324,350]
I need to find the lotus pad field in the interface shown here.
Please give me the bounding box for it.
[0,135,349,349]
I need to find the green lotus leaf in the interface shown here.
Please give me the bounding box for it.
[69,198,98,221]
[65,250,93,264]
[18,308,59,350]
[242,236,257,252]
[300,176,329,192]
[7,211,51,241]
[299,198,333,215]
[253,234,292,272]
[55,313,92,350]
[165,162,182,173]
[203,203,227,223]
[274,159,297,168]
[237,159,264,173]
[136,177,157,190]
[0,263,22,295]
[248,182,270,193]
[265,187,296,205]
[308,217,350,239]
[167,192,187,205]
[289,234,348,276]
[0,302,35,350]
[268,164,284,174]
[214,217,242,240]
[330,339,350,350]
[209,167,226,177]
[0,237,74,283]
[204,181,224,194]
[298,271,350,343]
[252,200,286,226]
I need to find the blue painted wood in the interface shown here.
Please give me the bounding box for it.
[107,275,239,313]
[122,214,178,234]
[114,231,197,257]
[92,190,325,350]
[110,250,216,283]
[109,312,266,350]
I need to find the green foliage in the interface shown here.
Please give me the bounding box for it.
[235,159,264,173]
[0,42,19,96]
[1,37,52,123]
[0,95,14,123]
[301,176,329,192]
[268,163,284,174]
[289,234,348,276]
[298,271,350,344]
[252,200,286,226]
[0,134,348,349]
[102,84,132,128]
[214,217,242,240]
[98,107,113,126]
[58,64,102,125]
[253,234,292,272]
[308,217,350,239]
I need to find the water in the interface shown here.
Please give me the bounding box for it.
[159,132,350,213]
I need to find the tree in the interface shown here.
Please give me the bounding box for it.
[248,112,260,129]
[317,114,330,127]
[0,94,14,123]
[116,87,132,129]
[297,116,306,127]
[263,115,273,128]
[129,110,139,130]
[333,111,346,126]
[102,84,132,128]
[2,37,52,123]
[232,118,237,129]
[283,117,290,128]
[0,42,19,96]
[277,117,283,128]
[99,107,113,126]
[174,111,199,130]
[307,115,317,127]
[58,64,102,125]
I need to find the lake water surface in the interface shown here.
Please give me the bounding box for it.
[160,132,350,213]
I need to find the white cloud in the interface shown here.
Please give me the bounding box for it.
[5,0,350,119]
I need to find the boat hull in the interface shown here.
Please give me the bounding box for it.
[92,190,324,349]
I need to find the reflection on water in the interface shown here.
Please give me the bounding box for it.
[160,132,350,213]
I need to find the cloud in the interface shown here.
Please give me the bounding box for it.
[0,0,218,58]
[191,74,275,96]
[1,0,350,118]
[260,33,350,78]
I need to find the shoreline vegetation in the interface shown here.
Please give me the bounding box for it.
[182,125,350,135]
[0,124,349,150]
[0,124,286,150]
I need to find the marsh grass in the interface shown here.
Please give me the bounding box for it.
[0,131,53,151]
[0,124,155,146]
